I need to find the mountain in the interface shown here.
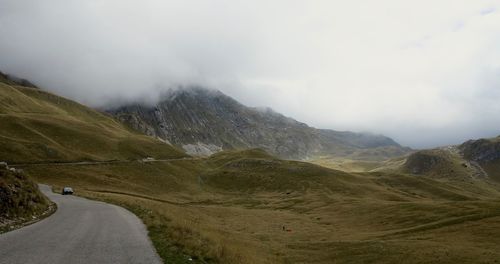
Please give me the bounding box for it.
[0,78,186,163]
[459,136,500,180]
[400,136,500,181]
[0,71,38,89]
[108,87,410,159]
[3,75,500,263]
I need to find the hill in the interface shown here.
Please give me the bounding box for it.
[460,136,500,180]
[3,75,500,263]
[396,136,500,182]
[0,71,38,88]
[108,87,410,160]
[19,148,500,263]
[0,162,52,233]
[0,79,186,163]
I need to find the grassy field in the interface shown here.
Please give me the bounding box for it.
[3,79,500,263]
[310,156,389,172]
[19,149,500,264]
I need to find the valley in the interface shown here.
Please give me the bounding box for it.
[19,152,500,263]
[1,2,499,263]
[2,77,500,263]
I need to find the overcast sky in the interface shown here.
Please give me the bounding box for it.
[0,0,499,148]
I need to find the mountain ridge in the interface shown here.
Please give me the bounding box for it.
[0,78,186,163]
[395,136,500,181]
[108,87,410,160]
[3,73,500,263]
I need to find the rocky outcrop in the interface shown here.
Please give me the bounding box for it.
[402,137,500,180]
[458,137,500,179]
[459,138,500,163]
[0,162,51,232]
[108,87,409,159]
[182,142,223,156]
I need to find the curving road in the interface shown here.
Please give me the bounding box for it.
[0,185,162,264]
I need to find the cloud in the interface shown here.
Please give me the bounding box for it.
[481,6,496,15]
[0,0,499,148]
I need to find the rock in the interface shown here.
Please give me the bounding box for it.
[182,143,222,156]
[107,87,409,159]
[459,139,500,162]
[0,162,8,170]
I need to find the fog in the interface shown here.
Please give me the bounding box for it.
[0,0,499,148]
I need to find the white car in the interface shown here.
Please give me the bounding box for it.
[62,187,74,195]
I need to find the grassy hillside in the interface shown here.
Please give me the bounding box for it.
[0,163,52,233]
[18,149,500,264]
[0,71,38,88]
[0,81,186,163]
[401,149,471,178]
[3,78,500,263]
[310,156,395,172]
[393,138,500,183]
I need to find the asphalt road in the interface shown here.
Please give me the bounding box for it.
[0,185,162,264]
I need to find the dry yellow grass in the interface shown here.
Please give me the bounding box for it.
[19,153,500,264]
[0,82,186,163]
[5,75,500,263]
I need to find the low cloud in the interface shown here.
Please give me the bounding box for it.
[0,0,499,148]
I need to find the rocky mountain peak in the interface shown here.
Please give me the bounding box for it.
[108,87,409,159]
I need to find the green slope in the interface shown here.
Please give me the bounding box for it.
[20,148,500,263]
[393,136,500,182]
[3,75,500,263]
[0,81,186,163]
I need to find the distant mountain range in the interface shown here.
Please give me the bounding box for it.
[108,87,411,160]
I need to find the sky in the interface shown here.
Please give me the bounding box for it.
[0,0,499,148]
